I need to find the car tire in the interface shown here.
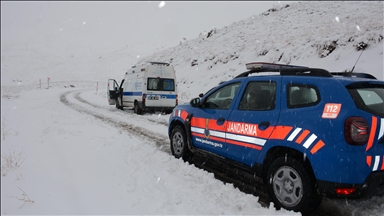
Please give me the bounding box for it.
[266,156,322,213]
[170,125,192,161]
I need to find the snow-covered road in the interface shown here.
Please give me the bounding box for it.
[2,82,300,215]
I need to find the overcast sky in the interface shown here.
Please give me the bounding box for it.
[1,1,285,50]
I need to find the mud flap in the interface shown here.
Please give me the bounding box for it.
[184,113,196,153]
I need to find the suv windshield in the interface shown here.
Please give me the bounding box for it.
[347,83,384,117]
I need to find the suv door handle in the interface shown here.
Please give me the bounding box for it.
[217,117,225,125]
[258,121,270,130]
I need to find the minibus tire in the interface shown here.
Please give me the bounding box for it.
[134,102,142,115]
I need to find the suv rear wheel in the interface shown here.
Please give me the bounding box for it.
[170,125,192,161]
[266,156,321,213]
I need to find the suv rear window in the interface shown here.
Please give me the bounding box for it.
[347,83,384,117]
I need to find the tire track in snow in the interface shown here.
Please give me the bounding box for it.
[73,90,168,127]
[60,89,171,154]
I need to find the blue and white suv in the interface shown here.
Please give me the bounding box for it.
[168,62,384,213]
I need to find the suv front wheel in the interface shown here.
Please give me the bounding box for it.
[170,125,192,161]
[266,156,321,213]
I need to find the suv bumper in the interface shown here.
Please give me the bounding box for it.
[317,171,384,198]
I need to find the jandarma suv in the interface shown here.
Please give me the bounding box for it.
[168,62,384,213]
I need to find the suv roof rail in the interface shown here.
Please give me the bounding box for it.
[235,68,333,78]
[245,62,309,70]
[235,62,332,78]
[331,72,377,80]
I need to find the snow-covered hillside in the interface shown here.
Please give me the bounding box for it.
[1,1,384,215]
[138,1,383,102]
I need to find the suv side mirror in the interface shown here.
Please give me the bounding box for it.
[190,97,201,108]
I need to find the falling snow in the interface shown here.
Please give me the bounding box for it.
[1,1,383,215]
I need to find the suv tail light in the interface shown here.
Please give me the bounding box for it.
[176,94,178,105]
[344,117,369,145]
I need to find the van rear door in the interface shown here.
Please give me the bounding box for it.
[160,78,177,107]
[146,65,177,109]
[146,77,161,108]
[107,79,119,105]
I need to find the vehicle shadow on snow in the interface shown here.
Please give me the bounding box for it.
[186,153,360,216]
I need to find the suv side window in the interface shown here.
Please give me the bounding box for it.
[203,82,240,110]
[239,81,276,111]
[288,84,320,108]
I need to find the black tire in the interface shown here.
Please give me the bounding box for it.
[116,97,123,110]
[134,102,142,115]
[170,125,192,161]
[266,156,322,214]
[164,110,173,115]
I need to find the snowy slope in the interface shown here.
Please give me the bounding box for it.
[1,1,384,215]
[138,1,384,102]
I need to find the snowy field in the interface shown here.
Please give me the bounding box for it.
[1,1,384,215]
[1,83,384,215]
